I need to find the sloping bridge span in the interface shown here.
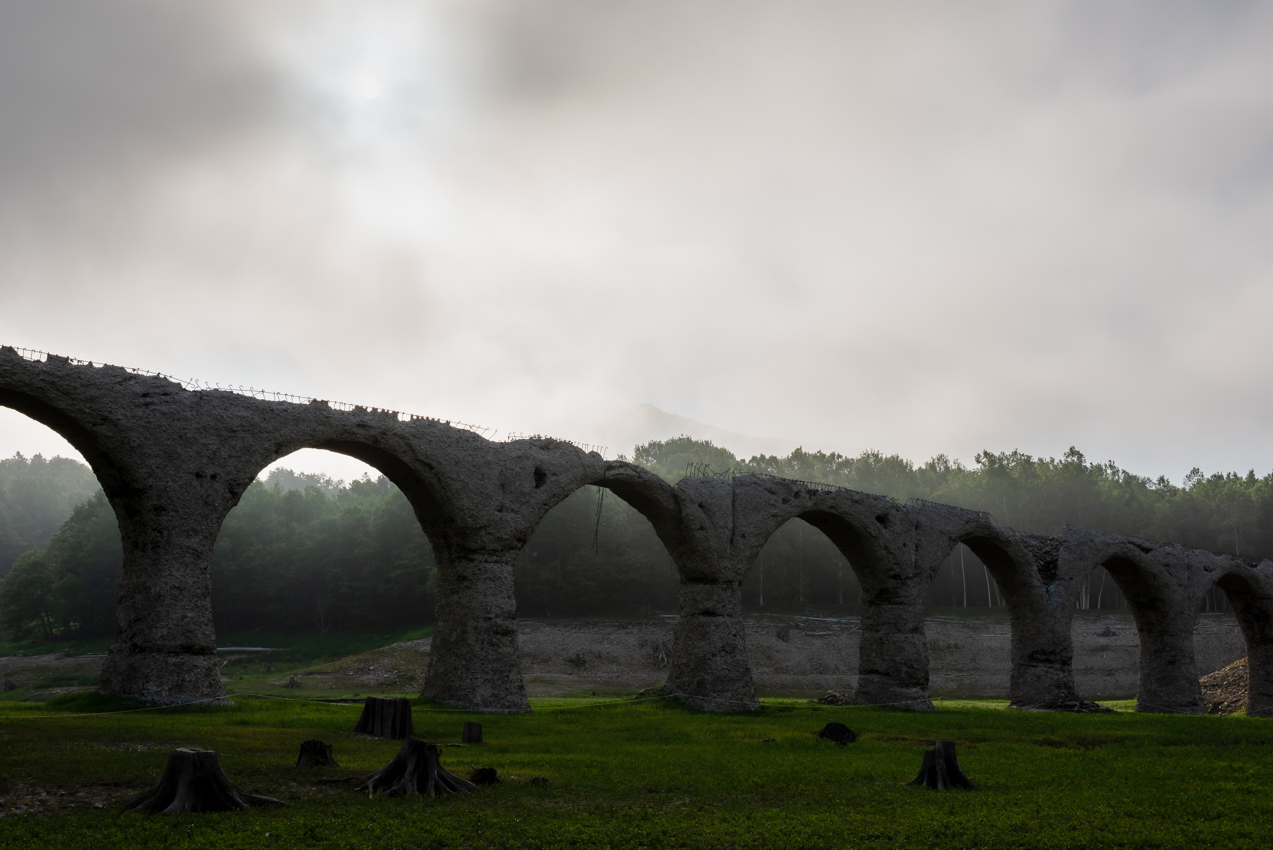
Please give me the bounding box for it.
[3,345,1271,717]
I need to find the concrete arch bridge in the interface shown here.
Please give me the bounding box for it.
[2,346,1271,716]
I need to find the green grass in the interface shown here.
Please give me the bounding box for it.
[1,694,1272,849]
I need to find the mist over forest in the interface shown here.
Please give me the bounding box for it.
[1,437,1264,644]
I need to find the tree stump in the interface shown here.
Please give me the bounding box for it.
[124,748,284,813]
[357,738,477,797]
[284,675,301,689]
[462,722,483,744]
[295,739,337,767]
[817,722,857,744]
[2,679,17,692]
[907,740,975,790]
[354,696,413,739]
[469,767,499,785]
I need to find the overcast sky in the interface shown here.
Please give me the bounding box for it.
[2,0,1272,484]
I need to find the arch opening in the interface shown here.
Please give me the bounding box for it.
[516,483,678,620]
[920,535,1026,700]
[743,516,859,614]
[0,405,119,648]
[1099,554,1169,613]
[0,388,126,496]
[1212,570,1269,673]
[736,512,871,700]
[212,446,439,646]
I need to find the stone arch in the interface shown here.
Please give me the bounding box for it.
[524,459,682,554]
[1060,529,1213,714]
[910,507,1096,710]
[654,475,921,711]
[1210,560,1273,717]
[0,382,129,499]
[0,384,131,646]
[930,527,1082,708]
[239,437,451,553]
[512,459,682,613]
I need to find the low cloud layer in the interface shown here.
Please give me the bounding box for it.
[2,0,1272,481]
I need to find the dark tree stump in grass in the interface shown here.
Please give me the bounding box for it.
[354,697,413,739]
[817,722,857,745]
[125,748,284,813]
[462,721,483,744]
[907,740,975,790]
[357,738,477,797]
[296,739,337,767]
[469,767,499,785]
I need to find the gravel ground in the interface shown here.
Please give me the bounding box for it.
[1200,658,1248,714]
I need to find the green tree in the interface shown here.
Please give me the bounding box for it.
[0,549,57,640]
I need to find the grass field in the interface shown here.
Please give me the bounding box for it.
[1,691,1271,849]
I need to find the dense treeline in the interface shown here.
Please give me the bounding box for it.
[0,453,99,576]
[2,435,1269,641]
[0,469,435,641]
[625,438,1265,612]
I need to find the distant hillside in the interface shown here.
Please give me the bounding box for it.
[0,453,100,576]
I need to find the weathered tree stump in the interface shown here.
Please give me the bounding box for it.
[907,740,975,790]
[124,748,284,813]
[357,738,477,797]
[469,767,499,785]
[284,675,301,689]
[817,722,857,744]
[462,721,483,744]
[295,739,337,767]
[354,696,413,739]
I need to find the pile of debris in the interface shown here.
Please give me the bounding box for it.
[816,691,853,706]
[1201,658,1248,715]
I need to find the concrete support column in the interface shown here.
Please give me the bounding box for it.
[1241,622,1273,719]
[666,580,758,711]
[421,549,529,712]
[1222,582,1273,718]
[98,509,226,704]
[1133,606,1204,714]
[1007,591,1085,709]
[855,592,932,709]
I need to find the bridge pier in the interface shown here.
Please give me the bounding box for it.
[1215,564,1273,718]
[855,594,933,708]
[421,549,530,712]
[98,500,228,704]
[1131,606,1205,714]
[666,580,756,710]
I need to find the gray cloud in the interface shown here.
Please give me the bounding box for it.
[0,1,276,201]
[2,1,1273,482]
